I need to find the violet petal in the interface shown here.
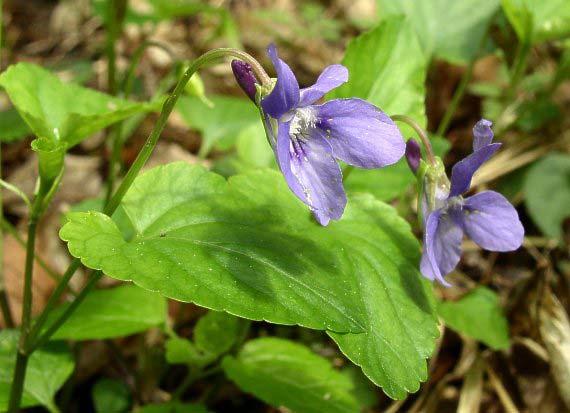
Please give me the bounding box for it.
[460,190,524,251]
[316,98,405,168]
[289,129,346,226]
[261,44,300,119]
[449,143,501,197]
[275,121,308,204]
[473,119,494,151]
[298,64,348,107]
[420,210,462,286]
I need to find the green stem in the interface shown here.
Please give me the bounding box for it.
[28,46,269,356]
[173,364,223,400]
[507,40,531,99]
[29,271,102,353]
[26,259,82,347]
[104,41,175,205]
[105,0,125,95]
[102,0,126,202]
[8,353,28,411]
[103,48,269,216]
[436,62,475,137]
[172,367,200,400]
[391,114,435,165]
[104,124,123,205]
[8,195,44,412]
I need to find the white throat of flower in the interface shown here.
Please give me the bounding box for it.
[288,107,317,143]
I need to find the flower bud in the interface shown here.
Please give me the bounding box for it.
[184,73,213,108]
[472,119,493,151]
[231,60,258,102]
[420,157,450,222]
[405,138,421,174]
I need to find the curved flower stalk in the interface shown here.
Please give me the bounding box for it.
[407,119,524,286]
[233,45,405,225]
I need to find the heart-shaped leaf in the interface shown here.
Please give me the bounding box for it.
[47,285,167,341]
[222,337,361,413]
[60,162,438,398]
[0,330,74,411]
[330,17,427,132]
[376,0,500,64]
[0,63,157,149]
[194,311,247,359]
[166,311,247,367]
[438,287,510,350]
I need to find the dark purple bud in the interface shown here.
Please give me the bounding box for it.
[405,138,421,173]
[231,60,258,102]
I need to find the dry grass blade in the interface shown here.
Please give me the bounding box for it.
[457,355,484,413]
[486,364,519,413]
[538,288,570,410]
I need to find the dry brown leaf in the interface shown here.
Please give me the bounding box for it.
[144,141,211,171]
[1,234,55,327]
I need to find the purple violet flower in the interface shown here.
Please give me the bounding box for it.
[420,119,524,286]
[260,44,405,225]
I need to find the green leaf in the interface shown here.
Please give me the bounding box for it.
[92,379,131,413]
[342,367,379,409]
[438,287,510,350]
[345,136,450,202]
[166,312,246,366]
[235,124,275,169]
[497,163,531,202]
[68,197,136,241]
[137,401,212,413]
[376,0,499,64]
[0,108,31,143]
[0,63,156,149]
[165,337,204,365]
[60,162,438,398]
[524,153,570,240]
[502,0,570,43]
[222,337,361,413]
[31,137,66,192]
[176,95,262,156]
[194,311,247,359]
[515,97,561,132]
[0,330,74,411]
[212,123,275,177]
[47,285,167,340]
[330,17,427,132]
